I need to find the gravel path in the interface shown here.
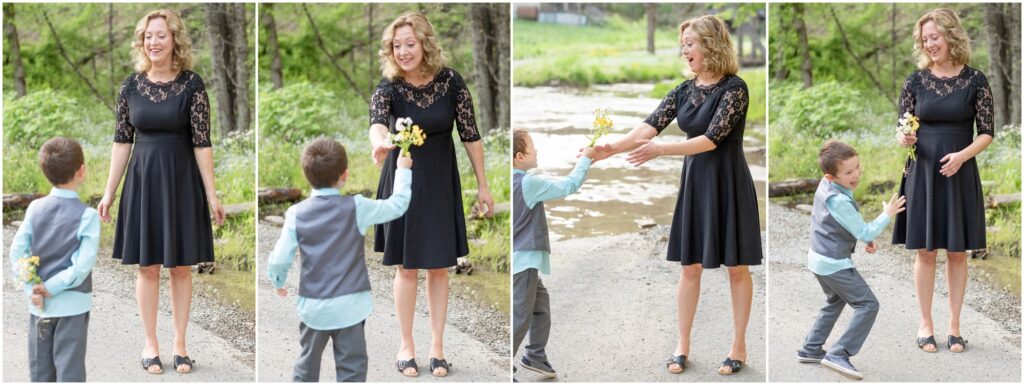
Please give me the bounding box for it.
[256,221,509,382]
[3,226,255,382]
[767,202,1020,382]
[514,226,767,382]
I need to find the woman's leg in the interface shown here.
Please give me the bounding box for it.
[137,265,161,373]
[425,268,450,375]
[670,264,702,372]
[914,249,938,351]
[946,251,968,352]
[394,266,418,375]
[168,266,193,371]
[722,266,752,373]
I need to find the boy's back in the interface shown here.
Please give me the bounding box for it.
[292,194,369,298]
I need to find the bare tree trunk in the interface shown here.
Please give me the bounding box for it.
[367,4,375,94]
[109,4,116,99]
[891,4,896,93]
[983,3,1009,130]
[207,3,234,136]
[828,6,895,106]
[495,3,511,131]
[794,4,813,88]
[302,4,368,103]
[1008,4,1021,126]
[4,3,27,98]
[261,3,283,90]
[229,4,251,133]
[469,4,496,131]
[645,4,656,55]
[772,5,788,81]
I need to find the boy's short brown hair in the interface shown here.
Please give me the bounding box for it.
[513,128,530,158]
[818,140,858,176]
[38,137,84,186]
[302,137,348,189]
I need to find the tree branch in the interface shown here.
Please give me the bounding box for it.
[42,10,114,112]
[302,4,368,104]
[829,6,896,107]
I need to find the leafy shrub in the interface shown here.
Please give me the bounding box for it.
[4,90,90,149]
[260,82,354,144]
[776,81,867,137]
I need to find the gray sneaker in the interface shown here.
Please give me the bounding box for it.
[796,350,825,363]
[820,354,864,380]
[519,357,556,378]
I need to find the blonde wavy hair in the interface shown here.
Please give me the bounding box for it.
[131,9,194,73]
[679,15,739,78]
[913,8,971,69]
[378,11,447,81]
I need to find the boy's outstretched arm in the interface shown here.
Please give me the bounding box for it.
[41,209,100,297]
[267,206,299,292]
[826,194,892,243]
[355,164,412,234]
[522,156,592,209]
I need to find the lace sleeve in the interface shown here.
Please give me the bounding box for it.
[974,75,994,138]
[704,86,748,145]
[114,79,135,143]
[452,70,481,142]
[189,77,212,147]
[897,73,916,121]
[370,82,391,126]
[643,84,681,133]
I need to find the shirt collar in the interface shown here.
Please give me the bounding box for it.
[513,169,527,175]
[830,181,853,198]
[311,188,341,197]
[49,187,79,199]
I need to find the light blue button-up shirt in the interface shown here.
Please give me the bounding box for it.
[807,182,890,276]
[9,188,100,318]
[513,156,592,275]
[268,168,411,330]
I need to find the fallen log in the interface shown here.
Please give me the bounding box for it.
[987,193,1021,209]
[768,178,819,197]
[3,193,45,210]
[258,187,303,204]
[223,203,253,218]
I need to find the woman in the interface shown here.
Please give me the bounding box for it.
[894,8,992,354]
[97,9,225,375]
[590,15,761,375]
[367,11,494,378]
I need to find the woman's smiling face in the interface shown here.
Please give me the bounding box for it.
[144,17,174,67]
[392,25,424,74]
[680,27,705,74]
[921,20,950,65]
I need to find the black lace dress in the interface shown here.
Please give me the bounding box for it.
[111,71,215,267]
[893,66,993,252]
[644,75,763,267]
[370,67,481,269]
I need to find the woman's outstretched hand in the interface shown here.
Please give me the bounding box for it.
[97,194,114,223]
[371,143,397,168]
[580,143,614,161]
[626,139,663,167]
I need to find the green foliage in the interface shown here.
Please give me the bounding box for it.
[259,83,355,144]
[4,90,91,149]
[776,81,866,137]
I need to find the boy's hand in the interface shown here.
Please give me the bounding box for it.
[276,288,287,297]
[864,241,877,254]
[397,154,413,169]
[580,143,614,161]
[31,294,44,310]
[32,284,50,297]
[580,147,598,161]
[882,192,907,218]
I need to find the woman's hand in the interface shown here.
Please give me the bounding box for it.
[896,132,917,147]
[581,143,615,162]
[208,197,226,226]
[97,194,115,223]
[939,151,968,177]
[626,139,663,167]
[477,187,495,218]
[371,143,396,168]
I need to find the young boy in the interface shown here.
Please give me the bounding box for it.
[10,137,100,382]
[512,128,596,380]
[268,137,411,382]
[797,140,905,380]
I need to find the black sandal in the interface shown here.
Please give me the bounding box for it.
[719,357,744,375]
[141,356,163,374]
[916,335,938,353]
[396,358,419,377]
[947,335,968,353]
[173,355,193,374]
[665,355,686,374]
[430,358,451,377]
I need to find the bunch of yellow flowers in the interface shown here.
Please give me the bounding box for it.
[389,117,427,157]
[17,256,41,285]
[586,108,613,147]
[897,112,920,161]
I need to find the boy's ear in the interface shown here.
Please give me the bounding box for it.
[340,169,350,182]
[513,151,523,162]
[823,173,836,182]
[75,164,86,179]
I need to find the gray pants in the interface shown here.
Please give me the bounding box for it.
[801,268,879,357]
[513,269,550,364]
[293,321,368,382]
[29,312,89,382]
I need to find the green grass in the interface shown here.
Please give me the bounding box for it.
[514,17,680,61]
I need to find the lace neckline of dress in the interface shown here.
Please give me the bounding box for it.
[141,71,185,87]
[692,75,729,90]
[393,69,447,90]
[922,66,968,81]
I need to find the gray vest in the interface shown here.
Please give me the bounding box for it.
[294,194,371,299]
[513,172,550,253]
[31,195,92,293]
[810,179,858,259]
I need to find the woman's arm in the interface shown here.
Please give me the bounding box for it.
[626,135,717,167]
[368,123,395,168]
[939,134,992,177]
[97,146,131,222]
[463,140,494,217]
[939,80,996,177]
[589,123,658,161]
[194,147,225,225]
